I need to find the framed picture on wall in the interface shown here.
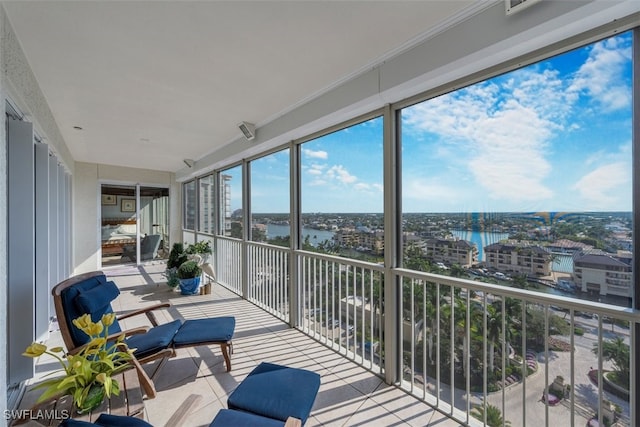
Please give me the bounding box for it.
[121,199,136,212]
[101,194,117,205]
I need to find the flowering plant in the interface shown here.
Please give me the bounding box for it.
[23,313,134,412]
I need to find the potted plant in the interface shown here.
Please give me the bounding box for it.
[186,241,213,264]
[177,260,203,295]
[22,313,133,414]
[165,243,188,288]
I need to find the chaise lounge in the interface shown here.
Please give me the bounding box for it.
[52,271,236,385]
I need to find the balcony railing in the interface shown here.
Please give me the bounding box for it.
[213,238,637,427]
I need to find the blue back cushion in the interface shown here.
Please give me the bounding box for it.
[60,275,122,346]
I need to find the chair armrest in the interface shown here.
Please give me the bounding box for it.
[118,303,172,326]
[284,417,302,427]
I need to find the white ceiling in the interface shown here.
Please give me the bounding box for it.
[3,1,479,172]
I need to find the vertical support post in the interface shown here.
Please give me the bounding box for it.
[242,160,250,299]
[631,26,639,427]
[383,104,400,384]
[289,141,301,327]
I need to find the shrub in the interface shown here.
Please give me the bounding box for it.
[167,243,188,269]
[177,260,202,279]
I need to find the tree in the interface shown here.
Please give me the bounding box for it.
[593,337,630,389]
[471,403,511,427]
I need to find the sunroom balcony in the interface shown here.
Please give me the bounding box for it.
[20,240,637,427]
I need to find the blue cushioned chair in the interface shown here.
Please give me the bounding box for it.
[52,271,236,389]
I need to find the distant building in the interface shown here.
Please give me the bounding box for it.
[573,252,632,298]
[546,239,593,254]
[334,228,384,255]
[422,238,477,268]
[484,242,551,276]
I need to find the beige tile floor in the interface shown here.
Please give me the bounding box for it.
[17,263,463,427]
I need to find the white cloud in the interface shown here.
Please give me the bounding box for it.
[568,36,632,112]
[303,149,328,159]
[326,165,357,184]
[572,162,630,207]
[402,68,565,203]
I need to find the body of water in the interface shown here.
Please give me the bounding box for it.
[451,230,509,261]
[267,224,335,246]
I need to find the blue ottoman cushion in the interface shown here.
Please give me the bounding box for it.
[126,319,182,358]
[228,362,320,424]
[173,317,235,345]
[95,414,154,427]
[209,409,285,427]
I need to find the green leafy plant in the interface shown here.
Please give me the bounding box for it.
[23,313,134,412]
[186,241,212,255]
[177,260,202,279]
[167,243,188,269]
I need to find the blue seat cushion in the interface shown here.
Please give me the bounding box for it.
[228,362,320,424]
[126,319,182,359]
[95,414,154,427]
[209,409,285,427]
[59,415,154,427]
[173,317,235,345]
[60,420,99,427]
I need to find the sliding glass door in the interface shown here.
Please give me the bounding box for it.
[100,184,169,266]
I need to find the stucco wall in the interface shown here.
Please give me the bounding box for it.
[73,162,179,274]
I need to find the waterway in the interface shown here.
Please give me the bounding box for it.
[267,225,574,273]
[267,224,335,246]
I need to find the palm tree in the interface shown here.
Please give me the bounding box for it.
[485,304,502,374]
[593,337,630,389]
[471,402,511,427]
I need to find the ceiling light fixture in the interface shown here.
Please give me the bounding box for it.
[238,122,256,141]
[183,159,195,168]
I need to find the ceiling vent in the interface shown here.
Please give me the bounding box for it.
[505,0,541,16]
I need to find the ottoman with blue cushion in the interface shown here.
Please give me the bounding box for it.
[210,362,320,426]
[125,316,236,371]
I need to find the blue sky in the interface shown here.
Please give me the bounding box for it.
[240,32,632,214]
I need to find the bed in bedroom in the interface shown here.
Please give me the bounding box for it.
[101,218,137,256]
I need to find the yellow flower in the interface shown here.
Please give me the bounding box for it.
[101,313,116,327]
[49,347,64,353]
[72,314,92,333]
[87,321,104,336]
[23,342,47,357]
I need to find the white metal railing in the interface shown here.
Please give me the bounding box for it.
[247,242,290,321]
[298,251,385,375]
[215,236,243,295]
[394,268,636,427]
[211,237,637,427]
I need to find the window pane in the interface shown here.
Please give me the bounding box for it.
[250,149,290,246]
[183,180,196,231]
[300,117,383,259]
[198,174,215,234]
[219,165,243,238]
[401,32,632,306]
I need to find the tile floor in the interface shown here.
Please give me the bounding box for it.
[17,263,464,427]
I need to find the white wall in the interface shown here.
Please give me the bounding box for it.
[73,162,179,274]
